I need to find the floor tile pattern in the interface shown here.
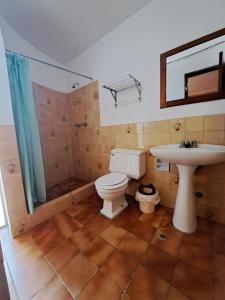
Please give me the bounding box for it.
[1,193,225,300]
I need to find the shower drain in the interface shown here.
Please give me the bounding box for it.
[159,232,167,240]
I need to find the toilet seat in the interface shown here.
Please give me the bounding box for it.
[95,172,128,190]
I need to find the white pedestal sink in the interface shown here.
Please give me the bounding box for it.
[150,144,225,233]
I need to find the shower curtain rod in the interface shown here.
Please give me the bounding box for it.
[6,49,93,81]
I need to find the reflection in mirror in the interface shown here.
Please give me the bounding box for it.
[166,34,225,102]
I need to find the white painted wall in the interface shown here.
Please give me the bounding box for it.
[0,27,13,125]
[0,14,68,93]
[66,0,225,126]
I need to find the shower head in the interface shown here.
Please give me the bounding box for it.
[72,82,80,89]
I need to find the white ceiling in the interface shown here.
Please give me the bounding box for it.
[0,0,152,64]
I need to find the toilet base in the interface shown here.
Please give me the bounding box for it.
[100,195,128,219]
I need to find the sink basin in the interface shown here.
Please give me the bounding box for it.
[150,144,225,233]
[150,144,225,166]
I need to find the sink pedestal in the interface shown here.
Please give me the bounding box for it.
[173,165,197,233]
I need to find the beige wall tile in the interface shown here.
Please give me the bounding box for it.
[185,131,204,143]
[33,82,74,188]
[170,132,185,144]
[203,131,225,145]
[186,116,204,132]
[144,134,156,147]
[204,115,225,131]
[156,120,170,134]
[169,118,186,133]
[144,122,156,134]
[155,133,170,145]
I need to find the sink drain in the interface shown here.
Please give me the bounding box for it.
[159,232,167,240]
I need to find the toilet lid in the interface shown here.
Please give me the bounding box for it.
[98,172,127,186]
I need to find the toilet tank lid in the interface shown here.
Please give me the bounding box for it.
[111,148,145,156]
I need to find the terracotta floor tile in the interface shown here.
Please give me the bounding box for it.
[59,252,97,297]
[155,205,168,217]
[84,237,115,267]
[100,249,137,289]
[78,271,121,300]
[84,214,111,237]
[75,208,97,225]
[198,217,213,234]
[31,220,56,241]
[121,293,131,300]
[138,213,163,228]
[129,220,156,243]
[2,231,33,254]
[53,211,82,238]
[213,236,225,256]
[159,210,173,228]
[45,239,79,272]
[4,196,223,300]
[31,276,73,300]
[13,257,55,300]
[126,265,169,300]
[213,253,225,281]
[70,227,96,251]
[112,212,136,232]
[182,229,212,248]
[117,232,148,262]
[159,221,183,238]
[141,244,177,283]
[213,222,225,239]
[5,241,44,275]
[124,202,142,220]
[179,240,212,273]
[151,228,182,257]
[87,196,102,212]
[214,280,225,300]
[34,227,65,254]
[173,262,213,300]
[167,286,190,300]
[100,224,127,247]
[65,203,86,217]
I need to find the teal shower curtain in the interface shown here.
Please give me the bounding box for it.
[6,51,46,213]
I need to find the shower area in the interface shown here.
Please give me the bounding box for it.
[6,50,99,212]
[32,83,89,205]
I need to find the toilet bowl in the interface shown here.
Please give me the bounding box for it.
[95,172,129,218]
[95,148,146,219]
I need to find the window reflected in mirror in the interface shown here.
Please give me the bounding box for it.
[161,28,225,108]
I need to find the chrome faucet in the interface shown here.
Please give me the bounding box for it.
[180,140,197,148]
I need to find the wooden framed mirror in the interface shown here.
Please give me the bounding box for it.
[160,28,225,108]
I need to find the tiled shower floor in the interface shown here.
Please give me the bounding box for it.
[1,194,225,300]
[35,177,89,207]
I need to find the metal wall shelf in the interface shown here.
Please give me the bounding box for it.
[103,74,141,108]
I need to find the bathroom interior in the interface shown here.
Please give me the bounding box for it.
[0,0,225,299]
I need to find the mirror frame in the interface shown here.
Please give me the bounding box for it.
[160,28,225,109]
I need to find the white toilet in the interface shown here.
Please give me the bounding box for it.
[95,148,146,218]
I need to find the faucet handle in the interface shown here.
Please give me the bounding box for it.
[191,140,198,148]
[180,140,185,148]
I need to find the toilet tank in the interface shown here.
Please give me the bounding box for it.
[109,148,146,179]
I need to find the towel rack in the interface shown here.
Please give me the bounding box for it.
[102,74,141,108]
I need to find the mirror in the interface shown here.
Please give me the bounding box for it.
[160,28,225,108]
